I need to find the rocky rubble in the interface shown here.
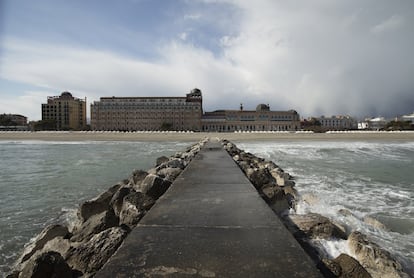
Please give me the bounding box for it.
[9,138,208,278]
[222,139,410,278]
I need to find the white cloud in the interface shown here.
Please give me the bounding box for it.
[184,13,201,20]
[371,14,404,35]
[1,1,413,121]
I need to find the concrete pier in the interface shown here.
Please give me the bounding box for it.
[96,141,322,277]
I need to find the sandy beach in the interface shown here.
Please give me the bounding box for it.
[0,131,413,142]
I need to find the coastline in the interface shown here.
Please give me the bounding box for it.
[0,131,414,142]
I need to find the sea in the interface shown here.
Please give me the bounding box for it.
[0,139,413,276]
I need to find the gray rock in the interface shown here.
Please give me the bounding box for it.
[156,156,169,167]
[71,209,119,242]
[363,216,389,231]
[166,158,185,169]
[157,167,183,182]
[66,227,128,276]
[348,231,408,278]
[261,184,290,214]
[119,191,155,228]
[128,169,148,187]
[323,253,372,278]
[246,168,274,189]
[137,174,172,200]
[16,224,69,265]
[287,213,347,239]
[110,187,131,216]
[20,251,72,278]
[79,183,121,222]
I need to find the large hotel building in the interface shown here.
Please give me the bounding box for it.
[91,88,300,132]
[91,89,203,131]
[42,92,87,130]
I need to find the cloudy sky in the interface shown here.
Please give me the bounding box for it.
[0,0,413,121]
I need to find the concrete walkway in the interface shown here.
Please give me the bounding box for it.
[96,140,322,277]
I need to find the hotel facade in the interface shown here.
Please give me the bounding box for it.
[91,89,203,131]
[202,104,301,132]
[41,92,87,130]
[90,89,301,132]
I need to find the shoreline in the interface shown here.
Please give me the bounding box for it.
[0,131,414,142]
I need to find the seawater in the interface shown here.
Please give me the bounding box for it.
[0,140,188,276]
[1,140,413,276]
[237,140,414,274]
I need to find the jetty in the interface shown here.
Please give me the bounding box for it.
[96,140,322,277]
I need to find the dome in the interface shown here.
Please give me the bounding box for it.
[60,92,73,98]
[190,88,202,95]
[256,104,270,111]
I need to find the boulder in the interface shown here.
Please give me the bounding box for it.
[261,184,290,214]
[287,213,347,239]
[66,226,128,276]
[70,209,119,242]
[157,167,183,182]
[237,161,250,172]
[79,183,122,222]
[16,224,69,265]
[137,174,172,199]
[119,191,155,228]
[165,158,185,169]
[246,168,274,189]
[323,253,372,278]
[20,251,73,278]
[283,185,298,210]
[348,231,408,278]
[128,169,148,187]
[155,156,169,167]
[110,187,131,216]
[363,216,389,231]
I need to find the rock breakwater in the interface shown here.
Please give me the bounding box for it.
[222,139,410,278]
[9,138,208,278]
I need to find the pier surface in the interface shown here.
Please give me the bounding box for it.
[96,141,322,277]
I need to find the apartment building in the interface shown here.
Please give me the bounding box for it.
[90,88,203,131]
[41,92,87,130]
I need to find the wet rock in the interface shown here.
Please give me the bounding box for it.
[66,227,128,277]
[128,169,148,187]
[323,253,372,278]
[138,174,172,200]
[363,216,389,231]
[246,168,274,189]
[110,187,131,216]
[348,231,408,278]
[287,213,347,239]
[71,209,119,242]
[20,251,73,278]
[156,156,169,167]
[157,167,183,182]
[16,224,69,265]
[261,184,290,214]
[119,191,155,228]
[165,158,186,169]
[79,183,122,222]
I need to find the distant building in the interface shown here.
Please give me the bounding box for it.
[41,92,87,130]
[317,115,357,130]
[201,104,301,132]
[400,112,414,124]
[0,114,28,126]
[90,89,203,131]
[0,114,29,130]
[365,117,387,130]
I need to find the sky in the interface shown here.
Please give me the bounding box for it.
[0,0,413,121]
